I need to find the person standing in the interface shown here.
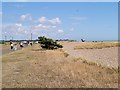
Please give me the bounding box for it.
[20,42,23,49]
[13,43,17,50]
[30,42,33,46]
[10,43,13,50]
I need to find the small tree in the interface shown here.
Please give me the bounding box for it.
[38,36,63,49]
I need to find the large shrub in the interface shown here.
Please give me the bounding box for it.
[38,36,63,49]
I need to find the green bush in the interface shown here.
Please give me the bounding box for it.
[0,40,5,44]
[38,36,63,49]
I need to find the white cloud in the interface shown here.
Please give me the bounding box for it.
[71,16,88,20]
[49,17,61,24]
[38,17,61,25]
[20,14,32,21]
[58,29,64,33]
[2,15,63,39]
[32,24,56,30]
[15,23,22,27]
[38,17,47,23]
[4,24,25,33]
[15,23,25,32]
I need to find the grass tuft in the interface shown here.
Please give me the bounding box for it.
[59,49,69,57]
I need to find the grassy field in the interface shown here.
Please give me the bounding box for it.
[2,44,118,88]
[74,42,120,49]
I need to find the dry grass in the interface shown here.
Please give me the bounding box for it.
[2,44,66,63]
[73,57,100,67]
[73,57,118,71]
[2,44,118,88]
[58,49,69,57]
[1,44,10,50]
[74,42,120,49]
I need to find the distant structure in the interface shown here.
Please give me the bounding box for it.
[81,39,85,42]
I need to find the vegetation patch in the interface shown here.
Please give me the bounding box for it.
[38,36,63,49]
[73,57,118,73]
[58,49,69,57]
[74,42,120,49]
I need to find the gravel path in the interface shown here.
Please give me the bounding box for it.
[60,41,118,69]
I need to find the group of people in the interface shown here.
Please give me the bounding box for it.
[10,41,24,51]
[10,41,33,51]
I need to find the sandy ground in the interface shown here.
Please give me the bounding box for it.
[2,43,119,88]
[59,41,118,69]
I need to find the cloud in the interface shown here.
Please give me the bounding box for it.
[20,14,32,21]
[38,17,47,23]
[2,23,30,39]
[58,29,64,33]
[70,16,88,20]
[48,18,61,24]
[38,17,61,25]
[0,12,2,16]
[2,23,65,40]
[15,23,24,32]
[15,23,22,27]
[32,24,56,30]
[3,15,63,39]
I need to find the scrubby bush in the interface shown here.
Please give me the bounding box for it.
[0,40,5,44]
[38,36,63,49]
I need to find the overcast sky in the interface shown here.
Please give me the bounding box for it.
[1,2,118,41]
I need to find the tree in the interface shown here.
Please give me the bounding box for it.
[38,36,63,49]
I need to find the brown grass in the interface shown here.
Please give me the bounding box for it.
[2,44,118,88]
[58,49,69,57]
[73,57,118,71]
[74,42,120,49]
[1,44,10,50]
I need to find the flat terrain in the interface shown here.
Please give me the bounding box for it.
[60,41,118,69]
[2,42,119,88]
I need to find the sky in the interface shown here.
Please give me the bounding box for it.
[1,2,118,41]
[2,0,120,2]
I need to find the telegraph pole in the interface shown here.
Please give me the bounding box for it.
[5,35,7,41]
[31,33,32,41]
[5,35,7,45]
